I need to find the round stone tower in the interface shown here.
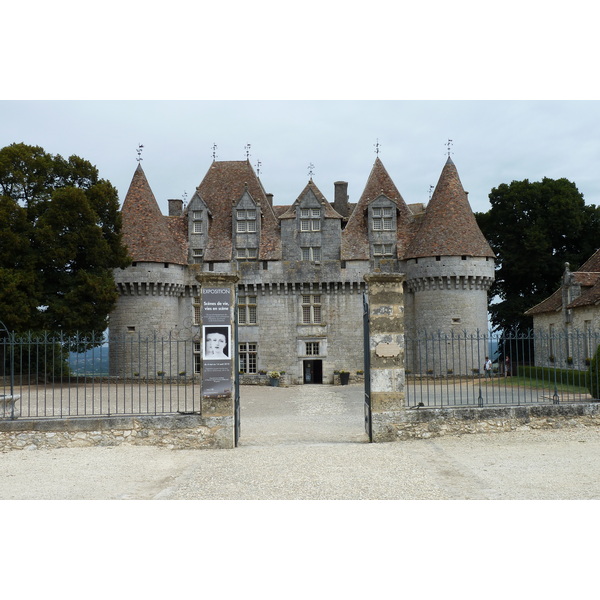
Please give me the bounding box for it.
[109,164,191,377]
[403,158,495,373]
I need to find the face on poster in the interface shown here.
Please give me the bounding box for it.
[203,325,231,360]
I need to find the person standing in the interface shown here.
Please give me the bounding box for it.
[484,356,492,378]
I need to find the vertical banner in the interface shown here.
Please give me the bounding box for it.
[201,287,233,397]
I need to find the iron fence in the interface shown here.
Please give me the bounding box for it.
[1,332,202,419]
[1,329,600,419]
[405,329,600,408]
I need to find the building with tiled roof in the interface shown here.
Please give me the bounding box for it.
[110,153,495,382]
[525,249,600,369]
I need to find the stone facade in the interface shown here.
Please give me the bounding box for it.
[110,155,495,383]
[526,252,600,369]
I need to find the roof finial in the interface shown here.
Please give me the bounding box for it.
[308,163,315,178]
[245,143,251,160]
[256,159,262,176]
[212,143,218,161]
[429,185,434,200]
[136,143,144,162]
[374,138,381,156]
[446,139,453,157]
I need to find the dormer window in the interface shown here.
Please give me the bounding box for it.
[372,207,393,231]
[301,247,321,262]
[236,248,258,260]
[237,209,257,233]
[373,243,394,257]
[300,208,321,231]
[192,210,203,233]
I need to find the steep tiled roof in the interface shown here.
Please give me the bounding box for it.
[404,158,495,259]
[524,288,563,315]
[525,249,600,315]
[121,164,187,264]
[341,157,413,260]
[197,160,282,261]
[577,248,600,273]
[279,179,343,220]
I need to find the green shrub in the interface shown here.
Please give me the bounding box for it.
[518,365,589,389]
[588,345,600,399]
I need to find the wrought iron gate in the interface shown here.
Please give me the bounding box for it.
[363,293,372,442]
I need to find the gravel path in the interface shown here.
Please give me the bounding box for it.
[2,384,600,500]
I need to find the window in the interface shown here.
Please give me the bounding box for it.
[300,208,321,231]
[301,247,321,261]
[236,247,258,260]
[192,248,203,264]
[306,341,320,356]
[194,341,202,374]
[372,207,393,231]
[302,294,322,324]
[237,209,257,233]
[373,243,394,257]
[193,297,201,325]
[238,294,257,324]
[192,210,203,234]
[239,342,257,374]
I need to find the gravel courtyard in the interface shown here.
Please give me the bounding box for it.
[1,384,600,500]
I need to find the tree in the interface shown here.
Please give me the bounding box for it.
[476,177,600,333]
[0,143,130,337]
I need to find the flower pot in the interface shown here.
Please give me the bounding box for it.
[340,372,350,385]
[269,377,280,387]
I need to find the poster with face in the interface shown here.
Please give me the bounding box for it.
[201,287,233,398]
[203,325,231,360]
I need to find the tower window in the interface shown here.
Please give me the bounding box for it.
[236,248,258,260]
[301,294,322,324]
[373,243,394,257]
[300,208,321,231]
[372,207,393,231]
[239,342,258,374]
[238,294,257,324]
[236,209,257,233]
[301,247,321,262]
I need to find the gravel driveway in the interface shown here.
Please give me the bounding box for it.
[2,384,600,500]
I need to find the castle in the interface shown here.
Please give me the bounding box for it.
[109,154,495,384]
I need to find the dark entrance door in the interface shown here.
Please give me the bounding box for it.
[303,359,323,384]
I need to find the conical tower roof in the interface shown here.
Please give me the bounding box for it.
[404,157,495,259]
[121,164,187,264]
[341,157,412,260]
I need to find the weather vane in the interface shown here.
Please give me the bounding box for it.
[308,163,315,178]
[245,144,251,160]
[212,143,218,161]
[136,144,144,162]
[256,159,262,176]
[183,191,188,203]
[446,139,453,157]
[374,139,381,155]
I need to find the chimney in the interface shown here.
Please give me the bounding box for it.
[333,181,349,217]
[266,193,274,206]
[168,199,183,217]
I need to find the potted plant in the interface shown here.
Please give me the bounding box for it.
[268,371,281,387]
[339,370,350,385]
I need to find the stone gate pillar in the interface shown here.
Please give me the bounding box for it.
[195,272,239,449]
[364,273,406,442]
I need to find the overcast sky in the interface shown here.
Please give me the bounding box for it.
[2,100,600,216]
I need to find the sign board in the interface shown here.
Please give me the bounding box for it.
[201,287,233,397]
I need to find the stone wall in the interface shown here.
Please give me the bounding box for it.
[0,414,233,452]
[372,403,600,441]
